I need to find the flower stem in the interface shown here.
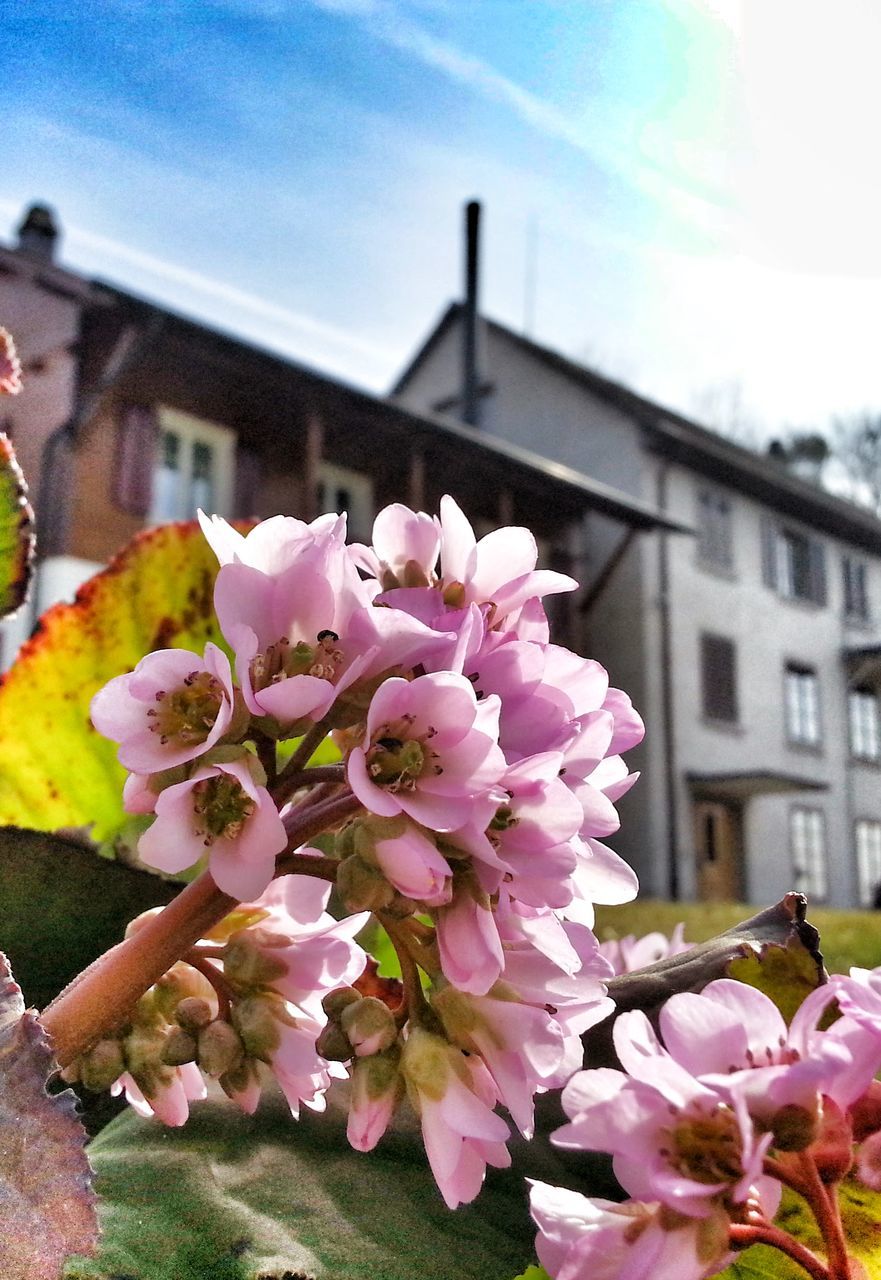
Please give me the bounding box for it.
[729,1222,830,1280]
[277,720,331,779]
[381,917,428,1027]
[184,952,235,1020]
[797,1153,853,1280]
[41,790,361,1066]
[271,763,346,806]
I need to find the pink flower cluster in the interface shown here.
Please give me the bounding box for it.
[531,973,881,1279]
[0,326,22,397]
[88,496,644,1208]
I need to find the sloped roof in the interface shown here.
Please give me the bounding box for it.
[393,303,881,555]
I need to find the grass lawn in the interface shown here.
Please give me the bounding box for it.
[594,898,881,976]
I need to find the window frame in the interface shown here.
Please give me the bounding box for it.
[789,806,828,900]
[843,555,871,623]
[784,662,822,748]
[855,818,881,907]
[317,462,374,543]
[695,486,734,573]
[700,632,739,724]
[149,408,235,523]
[762,518,827,607]
[849,686,881,762]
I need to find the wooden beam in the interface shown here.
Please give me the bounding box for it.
[408,448,426,510]
[303,411,324,520]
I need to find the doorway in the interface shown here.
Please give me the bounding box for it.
[693,800,744,901]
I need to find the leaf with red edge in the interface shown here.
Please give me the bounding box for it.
[0,431,35,619]
[0,520,233,841]
[0,950,98,1279]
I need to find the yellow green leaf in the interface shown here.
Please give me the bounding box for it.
[727,933,825,1024]
[0,431,35,619]
[0,521,228,840]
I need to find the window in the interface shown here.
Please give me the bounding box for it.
[849,687,880,760]
[149,410,234,522]
[696,488,733,571]
[318,463,373,543]
[761,519,826,605]
[843,556,870,621]
[701,634,738,722]
[790,808,827,899]
[856,820,881,906]
[785,663,821,746]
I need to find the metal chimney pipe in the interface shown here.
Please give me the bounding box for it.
[462,200,481,427]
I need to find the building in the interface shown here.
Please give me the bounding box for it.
[0,200,678,728]
[392,302,881,911]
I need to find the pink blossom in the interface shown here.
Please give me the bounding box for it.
[347,1049,404,1152]
[112,1062,206,1127]
[371,821,453,906]
[529,1180,733,1280]
[600,923,690,975]
[138,757,286,899]
[269,1016,347,1118]
[198,509,345,573]
[90,643,237,772]
[555,1011,772,1218]
[223,873,369,1020]
[0,327,22,396]
[349,502,441,587]
[434,984,566,1137]
[347,672,505,831]
[401,1028,511,1209]
[434,889,505,995]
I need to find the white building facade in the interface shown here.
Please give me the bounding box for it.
[393,307,881,909]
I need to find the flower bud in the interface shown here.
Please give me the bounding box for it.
[810,1097,854,1183]
[347,1047,404,1152]
[850,1080,881,1141]
[857,1129,881,1190]
[124,906,164,939]
[770,1103,819,1153]
[125,1025,168,1077]
[79,1038,126,1092]
[321,986,362,1019]
[231,994,285,1061]
[336,854,395,913]
[175,996,214,1032]
[162,1026,198,1066]
[315,1022,354,1062]
[197,1020,246,1078]
[401,1026,451,1103]
[153,962,216,1020]
[223,929,288,989]
[340,996,397,1057]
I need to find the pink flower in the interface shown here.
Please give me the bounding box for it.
[555,1011,772,1218]
[600,923,690,975]
[401,1028,511,1208]
[349,502,441,587]
[370,820,453,906]
[138,757,287,899]
[347,672,505,831]
[0,327,22,396]
[529,1181,733,1280]
[434,984,566,1137]
[347,1048,404,1152]
[434,889,505,995]
[112,1062,206,1127]
[91,643,237,772]
[223,873,369,1020]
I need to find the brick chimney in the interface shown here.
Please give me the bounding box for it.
[16,203,60,262]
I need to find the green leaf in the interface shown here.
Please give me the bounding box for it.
[0,431,35,620]
[0,520,230,841]
[64,1086,536,1280]
[0,951,98,1278]
[726,931,825,1024]
[716,1180,881,1279]
[0,826,177,1010]
[510,1268,549,1280]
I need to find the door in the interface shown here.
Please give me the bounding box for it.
[694,800,744,902]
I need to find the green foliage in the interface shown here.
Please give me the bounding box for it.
[0,826,176,1010]
[64,1086,535,1280]
[510,1269,549,1280]
[0,521,228,841]
[716,1181,881,1279]
[726,934,823,1023]
[0,431,34,620]
[0,952,98,1278]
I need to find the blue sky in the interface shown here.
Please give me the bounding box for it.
[2,0,881,435]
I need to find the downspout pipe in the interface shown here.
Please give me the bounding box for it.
[656,458,680,900]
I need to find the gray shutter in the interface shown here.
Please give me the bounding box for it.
[233,445,263,519]
[113,404,158,517]
[760,515,777,588]
[809,538,827,606]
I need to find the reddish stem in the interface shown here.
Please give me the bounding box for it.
[729,1222,830,1280]
[797,1153,853,1280]
[185,952,234,1020]
[41,790,361,1067]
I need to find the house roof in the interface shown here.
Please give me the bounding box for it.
[73,278,689,535]
[393,303,881,556]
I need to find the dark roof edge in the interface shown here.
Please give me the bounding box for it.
[389,301,459,395]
